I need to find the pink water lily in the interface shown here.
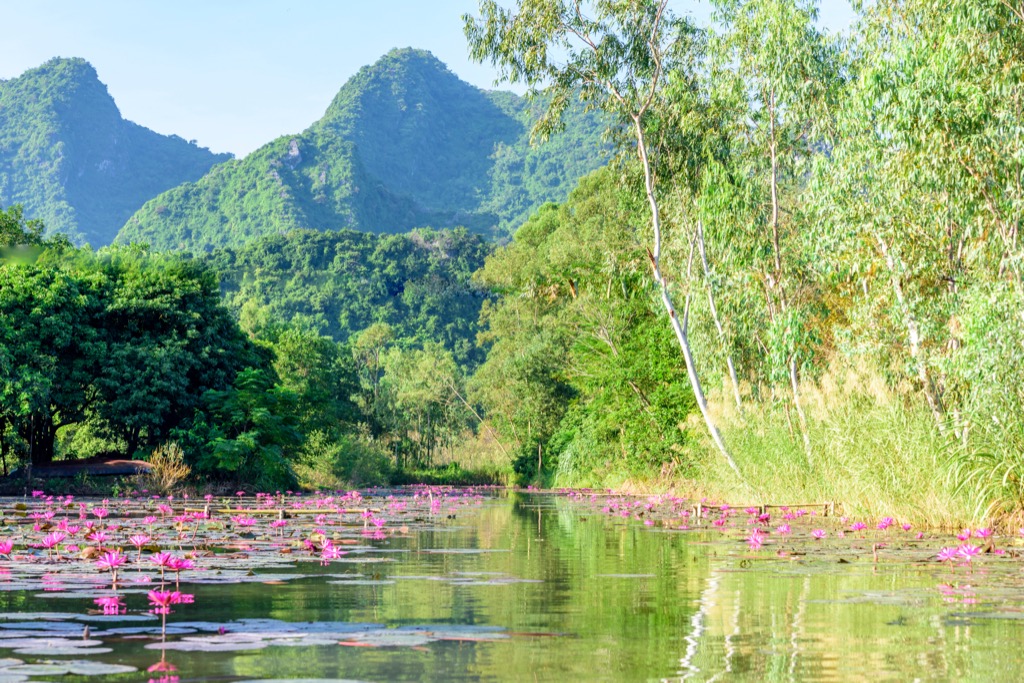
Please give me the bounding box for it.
[957,544,982,562]
[0,540,12,556]
[811,529,826,540]
[40,531,66,558]
[95,550,127,571]
[320,543,347,565]
[147,589,194,613]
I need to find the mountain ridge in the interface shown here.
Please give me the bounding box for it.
[117,48,609,250]
[0,57,232,246]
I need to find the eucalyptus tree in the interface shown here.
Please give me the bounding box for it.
[813,0,1024,435]
[811,0,1024,510]
[704,0,844,453]
[465,0,742,476]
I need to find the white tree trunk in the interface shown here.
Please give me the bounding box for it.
[634,117,742,479]
[875,234,947,433]
[697,220,743,411]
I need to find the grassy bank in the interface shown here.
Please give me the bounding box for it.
[626,368,977,530]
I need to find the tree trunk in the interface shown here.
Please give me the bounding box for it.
[789,356,812,463]
[633,116,742,479]
[696,220,743,411]
[875,234,947,433]
[29,414,57,467]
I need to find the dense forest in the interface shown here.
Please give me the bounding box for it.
[1,0,1022,526]
[461,0,1024,524]
[0,206,485,490]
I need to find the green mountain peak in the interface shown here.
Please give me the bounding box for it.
[117,48,608,251]
[0,57,231,246]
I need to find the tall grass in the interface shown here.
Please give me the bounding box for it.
[694,365,975,529]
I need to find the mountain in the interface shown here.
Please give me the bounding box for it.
[117,48,609,250]
[0,57,232,246]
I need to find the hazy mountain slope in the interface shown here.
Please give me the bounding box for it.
[0,57,231,246]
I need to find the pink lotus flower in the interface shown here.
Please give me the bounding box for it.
[95,550,127,571]
[902,523,912,532]
[320,544,347,565]
[0,541,12,556]
[147,590,194,615]
[974,528,993,539]
[956,529,972,542]
[130,534,151,548]
[93,595,126,615]
[957,544,982,562]
[775,524,791,535]
[850,522,867,532]
[41,531,66,549]
[747,529,765,550]
[86,530,108,545]
[151,551,174,567]
[811,529,826,540]
[168,557,194,572]
[92,507,109,519]
[877,517,894,531]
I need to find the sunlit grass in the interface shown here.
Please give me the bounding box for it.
[695,366,974,529]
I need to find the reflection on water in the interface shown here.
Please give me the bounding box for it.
[0,491,1023,682]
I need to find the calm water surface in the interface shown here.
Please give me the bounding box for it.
[2,490,1024,682]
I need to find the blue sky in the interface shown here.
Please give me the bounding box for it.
[0,1,857,158]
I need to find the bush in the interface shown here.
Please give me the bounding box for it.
[294,431,392,490]
[138,442,191,494]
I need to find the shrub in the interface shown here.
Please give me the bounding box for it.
[139,442,191,494]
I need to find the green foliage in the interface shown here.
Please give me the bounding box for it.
[204,226,492,366]
[460,0,1024,525]
[470,167,695,484]
[116,48,608,250]
[0,231,258,467]
[177,367,303,491]
[295,431,393,489]
[0,58,230,246]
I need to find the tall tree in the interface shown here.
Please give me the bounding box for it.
[465,0,742,477]
[705,0,844,453]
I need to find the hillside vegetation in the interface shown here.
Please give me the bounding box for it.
[201,227,491,365]
[0,58,230,246]
[117,48,609,250]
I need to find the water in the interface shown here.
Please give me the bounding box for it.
[2,491,1024,681]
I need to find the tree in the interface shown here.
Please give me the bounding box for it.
[702,0,844,453]
[181,368,303,491]
[465,0,742,476]
[89,248,259,456]
[0,262,104,466]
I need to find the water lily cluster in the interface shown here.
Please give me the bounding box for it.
[568,490,1018,570]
